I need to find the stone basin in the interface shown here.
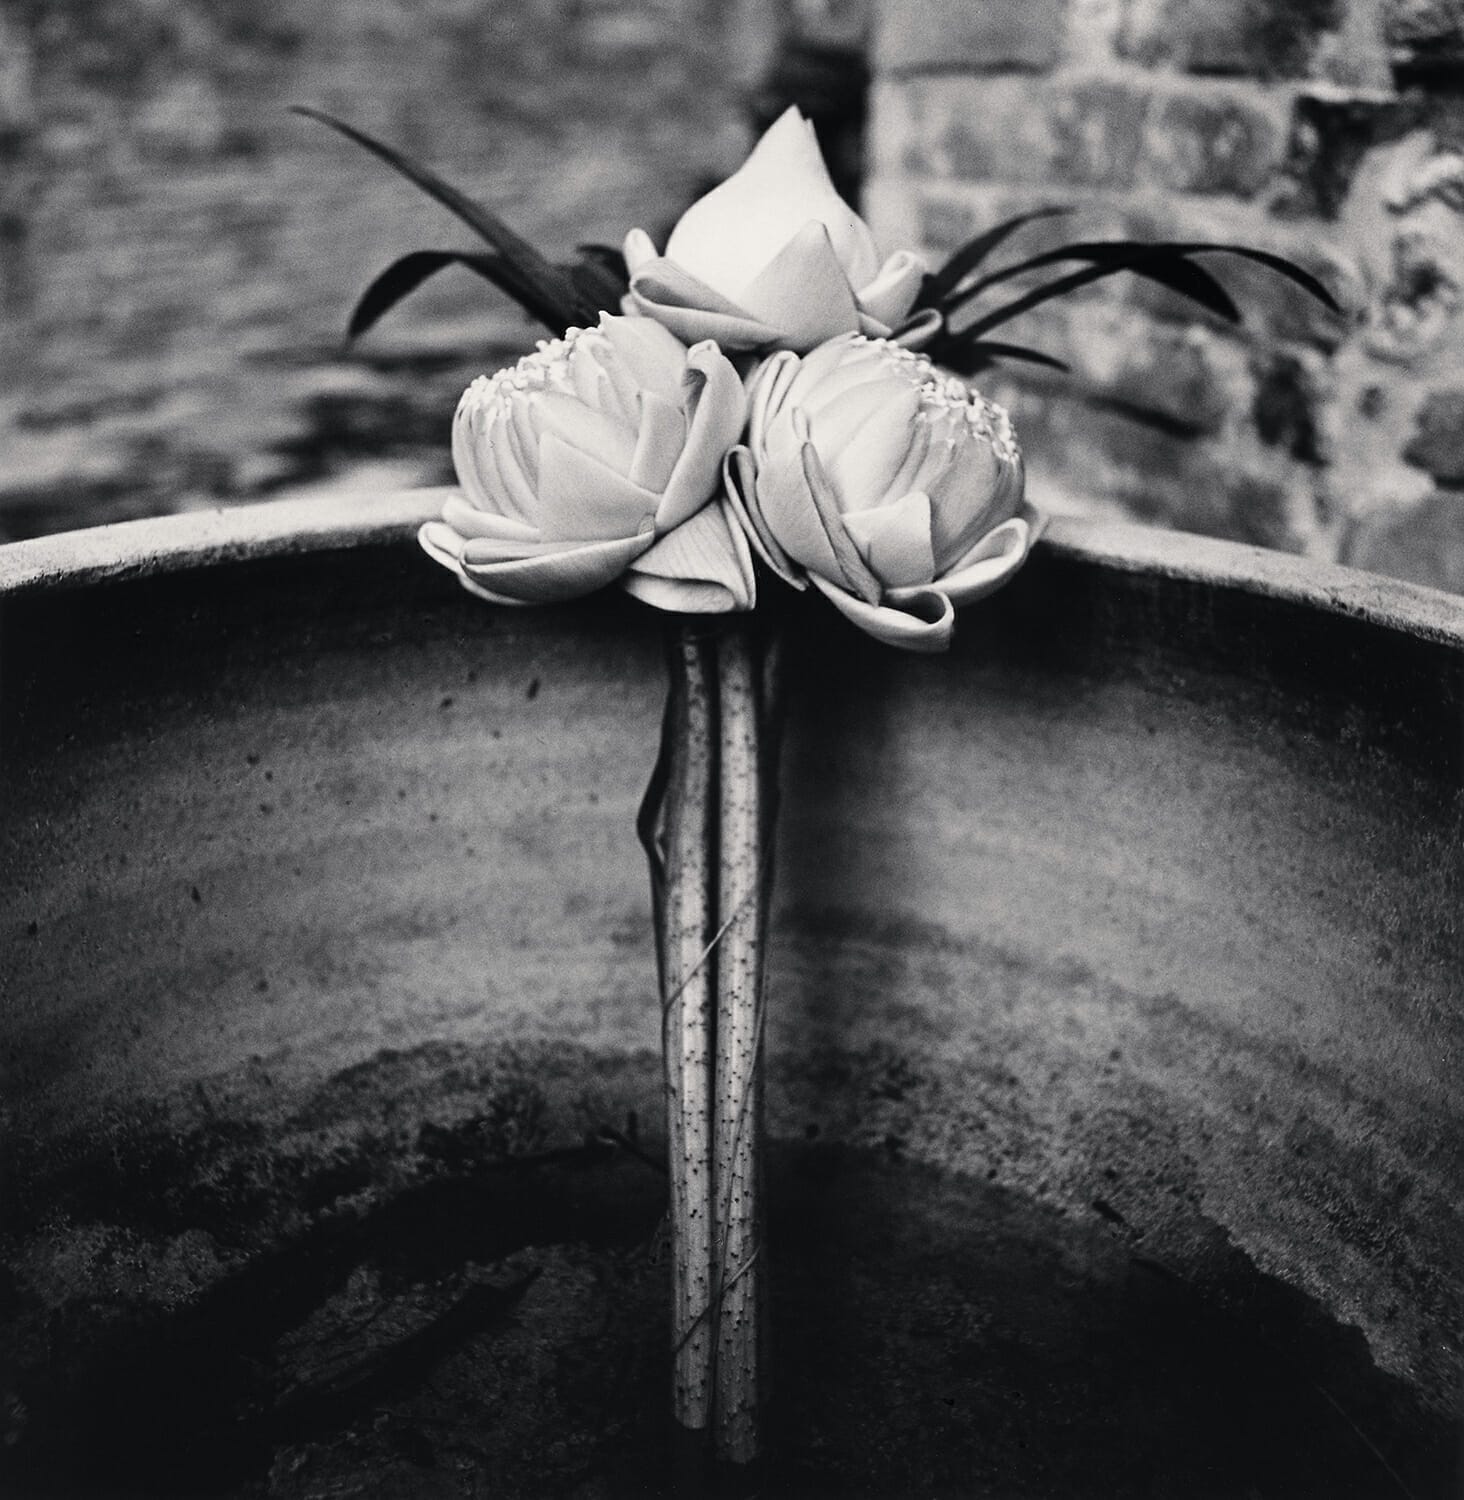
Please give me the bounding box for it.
[1,492,1461,1498]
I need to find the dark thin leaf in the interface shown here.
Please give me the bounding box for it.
[347,250,497,338]
[956,260,1171,340]
[946,242,1242,324]
[1168,242,1341,312]
[291,105,581,330]
[576,243,631,279]
[352,248,588,338]
[939,339,1071,373]
[926,207,1072,303]
[562,256,630,317]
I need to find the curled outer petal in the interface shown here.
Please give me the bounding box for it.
[810,573,956,653]
[422,516,656,606]
[655,339,750,530]
[856,251,928,330]
[621,499,757,614]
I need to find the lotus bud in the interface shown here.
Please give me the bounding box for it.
[622,108,927,355]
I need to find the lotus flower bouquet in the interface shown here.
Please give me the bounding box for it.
[301,100,1336,1476]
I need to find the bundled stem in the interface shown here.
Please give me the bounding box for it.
[652,627,718,1432]
[642,618,782,1466]
[712,626,768,1466]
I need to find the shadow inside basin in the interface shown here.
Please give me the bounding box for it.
[1,1040,1455,1500]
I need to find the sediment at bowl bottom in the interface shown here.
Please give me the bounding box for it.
[2,1039,1455,1500]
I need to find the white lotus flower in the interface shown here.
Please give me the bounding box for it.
[622,108,926,354]
[420,314,754,613]
[726,334,1042,651]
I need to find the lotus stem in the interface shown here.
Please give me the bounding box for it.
[655,624,718,1433]
[712,622,770,1465]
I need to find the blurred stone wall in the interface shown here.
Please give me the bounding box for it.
[866,0,1464,592]
[0,0,790,540]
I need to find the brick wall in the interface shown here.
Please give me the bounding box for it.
[866,0,1464,592]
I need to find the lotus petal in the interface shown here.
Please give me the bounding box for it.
[419,519,468,569]
[629,389,686,494]
[746,350,802,443]
[785,336,883,415]
[625,279,780,350]
[737,221,862,351]
[843,489,936,590]
[623,499,756,613]
[460,531,654,604]
[722,445,803,589]
[622,227,658,274]
[929,503,1042,606]
[439,493,540,543]
[809,573,955,653]
[452,399,532,517]
[751,443,842,583]
[799,440,882,604]
[857,250,926,328]
[595,312,689,404]
[814,381,920,501]
[657,339,748,529]
[927,438,1005,568]
[536,431,659,541]
[891,307,943,350]
[447,571,533,608]
[880,414,936,509]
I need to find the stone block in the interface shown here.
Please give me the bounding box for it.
[1136,84,1292,199]
[879,75,1058,182]
[1251,349,1328,462]
[1118,0,1374,80]
[877,0,1064,73]
[969,301,1249,435]
[1402,387,1464,482]
[1348,488,1464,592]
[889,73,1292,199]
[1384,0,1464,49]
[1049,76,1150,188]
[993,385,1306,548]
[1365,226,1464,365]
[1103,199,1362,349]
[1273,90,1418,219]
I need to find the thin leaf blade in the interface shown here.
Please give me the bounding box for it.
[562,256,630,320]
[956,340,1070,372]
[1164,242,1342,313]
[926,206,1073,302]
[956,260,1182,340]
[947,242,1242,324]
[350,249,574,338]
[292,105,582,330]
[347,250,477,339]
